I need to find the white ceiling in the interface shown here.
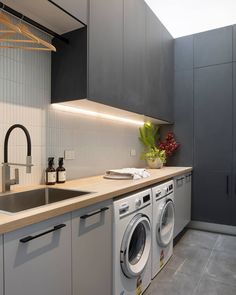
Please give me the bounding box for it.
[145,0,236,38]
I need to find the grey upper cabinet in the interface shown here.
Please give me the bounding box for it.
[192,170,233,225]
[4,214,72,295]
[146,6,174,122]
[0,235,3,295]
[194,63,233,170]
[52,0,174,122]
[175,36,193,71]
[194,26,233,67]
[72,201,112,295]
[233,25,236,61]
[123,0,146,114]
[171,69,194,166]
[88,0,124,109]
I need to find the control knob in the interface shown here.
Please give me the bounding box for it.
[135,198,142,208]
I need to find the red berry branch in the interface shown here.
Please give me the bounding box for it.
[159,132,180,158]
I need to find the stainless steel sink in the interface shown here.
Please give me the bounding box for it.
[0,188,91,213]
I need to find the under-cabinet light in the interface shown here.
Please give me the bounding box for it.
[52,103,144,126]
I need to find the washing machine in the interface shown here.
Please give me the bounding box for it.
[151,180,175,279]
[113,188,152,295]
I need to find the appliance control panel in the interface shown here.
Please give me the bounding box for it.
[115,189,152,217]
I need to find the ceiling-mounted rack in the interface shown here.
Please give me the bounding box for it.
[0,1,69,43]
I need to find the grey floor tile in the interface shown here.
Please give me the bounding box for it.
[171,243,212,275]
[214,234,236,255]
[206,250,236,286]
[144,267,200,295]
[195,275,236,295]
[178,229,219,250]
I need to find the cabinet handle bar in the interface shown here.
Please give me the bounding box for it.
[19,224,66,243]
[80,207,109,219]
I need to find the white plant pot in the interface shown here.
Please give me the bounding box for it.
[147,158,163,169]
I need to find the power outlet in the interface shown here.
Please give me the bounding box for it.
[130,149,137,157]
[64,150,75,160]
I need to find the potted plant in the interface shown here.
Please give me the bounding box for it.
[139,122,166,169]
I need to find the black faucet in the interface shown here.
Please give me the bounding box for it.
[2,124,33,192]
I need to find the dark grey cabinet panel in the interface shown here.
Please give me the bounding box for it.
[194,63,233,170]
[72,201,112,295]
[175,36,194,71]
[88,0,123,108]
[123,0,146,114]
[233,25,236,61]
[192,170,233,225]
[51,28,87,103]
[194,26,233,67]
[171,70,194,166]
[146,6,174,122]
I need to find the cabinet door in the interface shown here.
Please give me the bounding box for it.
[184,173,192,225]
[174,175,186,238]
[72,201,112,295]
[0,235,3,295]
[194,63,233,170]
[146,6,174,122]
[232,62,236,225]
[88,0,123,108]
[194,26,232,67]
[4,214,71,295]
[175,35,193,71]
[171,70,194,166]
[192,170,233,225]
[123,0,146,114]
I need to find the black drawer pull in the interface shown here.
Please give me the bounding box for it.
[20,224,66,243]
[176,177,185,182]
[81,207,109,219]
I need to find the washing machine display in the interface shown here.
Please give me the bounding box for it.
[113,189,152,295]
[120,213,151,278]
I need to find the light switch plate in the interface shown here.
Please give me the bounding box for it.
[130,149,137,157]
[64,150,75,160]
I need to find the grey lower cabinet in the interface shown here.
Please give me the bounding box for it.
[72,200,112,295]
[4,214,72,295]
[0,235,3,295]
[174,173,192,238]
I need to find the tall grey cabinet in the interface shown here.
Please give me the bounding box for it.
[0,235,3,295]
[4,214,72,295]
[174,25,236,226]
[72,200,112,295]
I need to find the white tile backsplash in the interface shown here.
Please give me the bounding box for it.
[0,22,143,189]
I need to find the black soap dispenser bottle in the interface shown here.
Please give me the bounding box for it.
[56,157,66,183]
[45,157,56,185]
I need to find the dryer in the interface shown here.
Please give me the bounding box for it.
[113,189,152,295]
[151,180,175,279]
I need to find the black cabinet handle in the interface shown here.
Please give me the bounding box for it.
[80,207,109,219]
[20,224,66,243]
[226,176,230,195]
[176,177,185,182]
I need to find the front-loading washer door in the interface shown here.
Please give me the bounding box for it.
[120,213,151,278]
[156,200,175,248]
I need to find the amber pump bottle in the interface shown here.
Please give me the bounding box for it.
[56,157,66,183]
[45,157,56,185]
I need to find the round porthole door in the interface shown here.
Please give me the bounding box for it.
[156,200,175,248]
[120,214,151,278]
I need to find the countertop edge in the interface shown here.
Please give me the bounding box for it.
[0,167,192,234]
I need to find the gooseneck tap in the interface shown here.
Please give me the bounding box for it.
[2,124,33,193]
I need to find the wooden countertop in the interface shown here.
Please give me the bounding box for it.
[0,167,192,234]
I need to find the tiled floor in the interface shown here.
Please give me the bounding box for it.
[145,229,236,295]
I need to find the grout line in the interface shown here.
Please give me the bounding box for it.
[192,235,220,295]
